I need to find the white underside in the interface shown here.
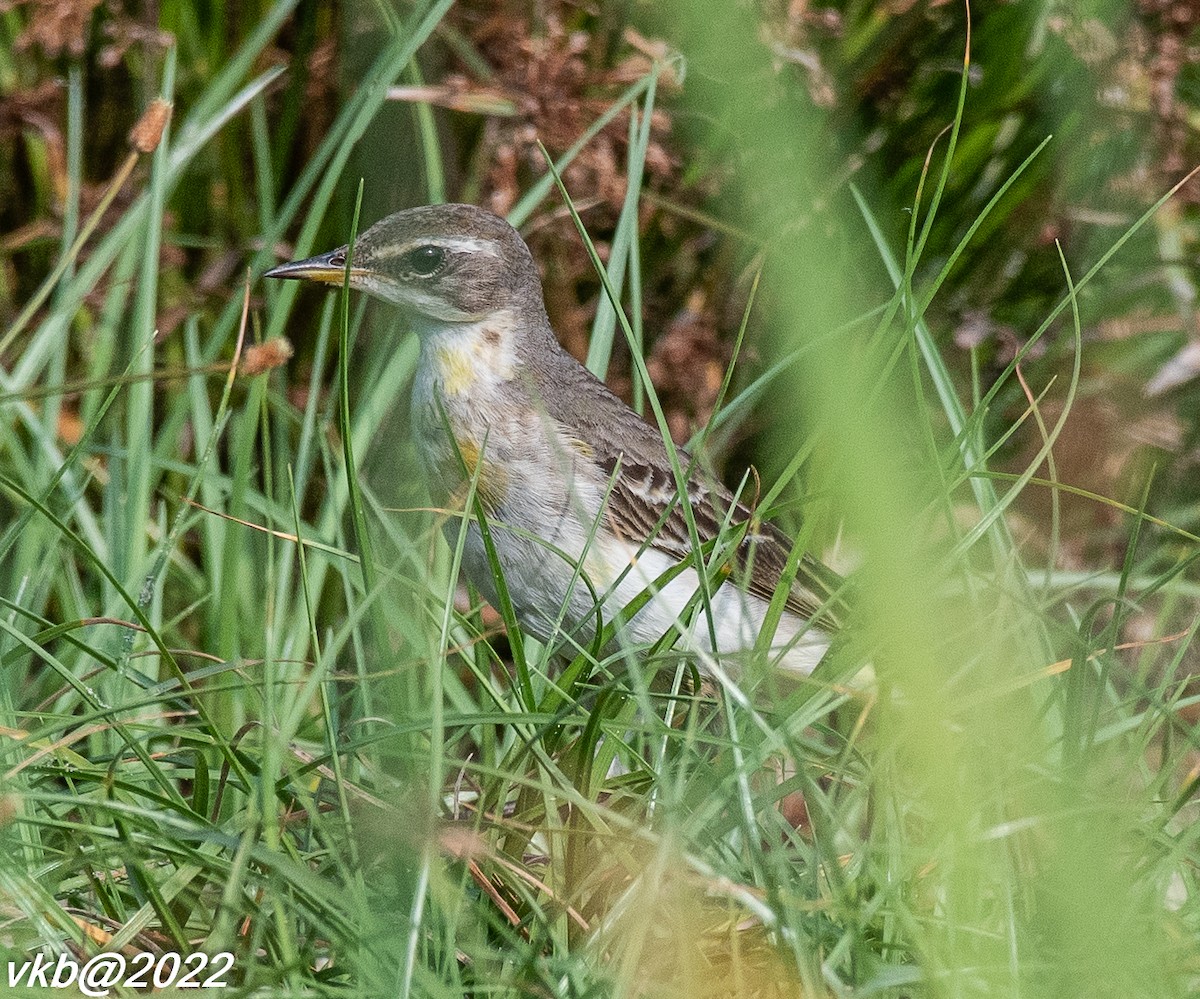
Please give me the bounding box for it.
[454,518,830,678]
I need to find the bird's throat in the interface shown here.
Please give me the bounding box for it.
[419,310,519,398]
[410,311,523,513]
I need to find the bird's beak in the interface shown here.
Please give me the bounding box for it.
[263,247,363,285]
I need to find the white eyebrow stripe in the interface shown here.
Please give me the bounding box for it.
[370,236,501,260]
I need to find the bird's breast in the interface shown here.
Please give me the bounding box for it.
[409,388,512,513]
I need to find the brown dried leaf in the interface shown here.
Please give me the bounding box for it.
[14,0,103,58]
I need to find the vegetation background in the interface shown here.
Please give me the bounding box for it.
[1,0,1200,996]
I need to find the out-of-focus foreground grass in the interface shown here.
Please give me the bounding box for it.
[0,2,1198,997]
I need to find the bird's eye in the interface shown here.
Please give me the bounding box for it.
[403,245,445,276]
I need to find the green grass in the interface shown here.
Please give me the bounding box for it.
[1,2,1199,997]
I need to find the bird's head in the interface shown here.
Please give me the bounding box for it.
[264,203,544,326]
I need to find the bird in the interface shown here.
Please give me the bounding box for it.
[264,203,843,681]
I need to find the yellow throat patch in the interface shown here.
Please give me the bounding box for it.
[432,321,517,398]
[433,344,478,397]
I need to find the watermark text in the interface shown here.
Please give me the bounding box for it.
[7,951,233,994]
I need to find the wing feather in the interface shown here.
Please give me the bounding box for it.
[530,346,846,632]
[598,454,844,629]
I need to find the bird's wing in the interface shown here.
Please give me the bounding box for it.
[596,451,844,630]
[531,346,845,630]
